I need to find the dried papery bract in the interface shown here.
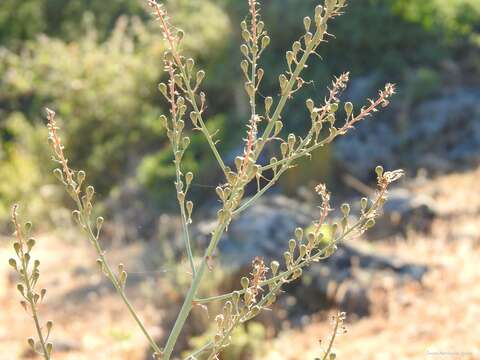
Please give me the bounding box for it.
[46,109,163,357]
[148,0,401,358]
[10,205,53,360]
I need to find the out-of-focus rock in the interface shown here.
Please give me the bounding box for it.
[366,188,437,239]
[335,86,480,178]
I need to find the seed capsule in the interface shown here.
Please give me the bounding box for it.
[241,277,249,289]
[344,102,353,117]
[261,36,270,49]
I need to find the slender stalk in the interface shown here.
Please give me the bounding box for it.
[151,1,228,177]
[185,340,214,359]
[176,175,196,276]
[322,313,345,360]
[167,61,196,276]
[178,65,228,177]
[321,315,341,360]
[20,252,50,359]
[30,305,50,359]
[162,224,227,359]
[46,110,162,356]
[255,20,327,158]
[11,206,51,359]
[75,199,163,355]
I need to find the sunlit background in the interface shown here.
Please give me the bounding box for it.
[1,0,479,359]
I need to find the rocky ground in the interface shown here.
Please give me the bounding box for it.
[0,166,479,359]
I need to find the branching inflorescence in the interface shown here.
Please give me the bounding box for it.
[10,0,402,359]
[9,205,53,359]
[148,0,400,359]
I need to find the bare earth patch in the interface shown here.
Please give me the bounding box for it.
[1,167,479,359]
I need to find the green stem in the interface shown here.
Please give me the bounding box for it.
[162,224,227,359]
[21,256,50,359]
[173,148,196,276]
[177,66,228,177]
[75,199,162,355]
[255,24,326,158]
[321,314,341,360]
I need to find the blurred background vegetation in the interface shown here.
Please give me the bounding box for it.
[1,0,480,231]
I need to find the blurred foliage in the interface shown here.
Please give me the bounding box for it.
[1,0,479,229]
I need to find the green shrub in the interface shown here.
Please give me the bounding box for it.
[0,3,231,217]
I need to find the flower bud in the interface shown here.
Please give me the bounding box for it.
[305,32,313,46]
[341,203,350,216]
[299,244,307,258]
[294,230,305,247]
[344,102,353,117]
[186,58,195,73]
[365,218,376,229]
[8,258,17,270]
[186,201,193,218]
[158,83,168,98]
[304,16,311,31]
[242,29,250,42]
[289,239,296,254]
[360,197,368,210]
[288,133,296,149]
[72,210,81,225]
[40,288,47,301]
[240,44,249,57]
[241,276,249,289]
[46,342,53,356]
[280,142,288,157]
[329,103,339,113]
[96,216,104,231]
[257,21,265,34]
[86,185,95,198]
[274,121,283,136]
[77,170,86,185]
[17,283,24,295]
[265,97,273,113]
[306,99,314,113]
[177,29,184,42]
[27,238,35,252]
[279,74,288,91]
[241,60,249,76]
[257,68,264,82]
[245,82,255,97]
[53,169,63,181]
[196,70,205,84]
[119,270,127,289]
[261,36,270,49]
[185,172,193,186]
[293,42,302,54]
[286,51,294,67]
[271,260,280,276]
[189,112,199,127]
